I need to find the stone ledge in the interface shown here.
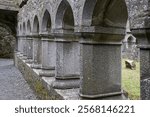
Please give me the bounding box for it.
[14,53,80,100]
[14,52,128,100]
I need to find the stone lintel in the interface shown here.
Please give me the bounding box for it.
[52,28,74,34]
[53,79,80,89]
[79,41,122,45]
[75,26,126,35]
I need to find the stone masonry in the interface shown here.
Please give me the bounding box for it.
[1,0,150,100]
[15,0,128,100]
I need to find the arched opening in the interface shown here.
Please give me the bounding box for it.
[82,0,127,27]
[55,0,74,30]
[33,16,39,33]
[41,10,51,32]
[23,22,26,35]
[27,20,31,34]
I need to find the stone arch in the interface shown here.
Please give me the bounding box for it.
[82,0,128,27]
[41,9,51,32]
[27,20,31,34]
[32,15,39,33]
[127,35,136,43]
[55,0,75,30]
[124,34,136,43]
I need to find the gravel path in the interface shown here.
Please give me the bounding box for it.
[0,59,37,100]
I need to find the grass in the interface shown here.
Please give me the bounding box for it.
[122,59,140,100]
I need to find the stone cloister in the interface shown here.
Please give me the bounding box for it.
[16,0,128,99]
[0,0,150,100]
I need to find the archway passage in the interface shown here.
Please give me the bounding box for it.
[55,0,74,30]
[82,0,128,27]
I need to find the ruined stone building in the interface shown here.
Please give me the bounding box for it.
[0,0,150,100]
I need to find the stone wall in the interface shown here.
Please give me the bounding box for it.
[0,23,16,58]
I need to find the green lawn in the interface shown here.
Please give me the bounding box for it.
[122,59,140,100]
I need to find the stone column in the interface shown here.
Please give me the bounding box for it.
[23,36,27,56]
[31,35,42,69]
[26,36,33,59]
[132,29,150,100]
[17,36,22,55]
[52,29,80,89]
[24,35,33,63]
[78,27,126,99]
[17,36,27,59]
[19,37,24,55]
[127,0,150,99]
[39,34,56,77]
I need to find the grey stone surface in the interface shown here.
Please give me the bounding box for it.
[26,37,33,59]
[80,42,122,98]
[15,0,129,100]
[0,59,37,100]
[41,38,56,70]
[141,79,150,100]
[33,37,42,64]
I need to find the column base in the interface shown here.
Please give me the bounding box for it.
[39,70,55,77]
[24,59,34,64]
[56,75,80,80]
[21,56,28,60]
[82,94,128,100]
[31,63,42,69]
[53,78,80,89]
[79,91,123,99]
[41,66,55,70]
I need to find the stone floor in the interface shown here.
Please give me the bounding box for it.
[0,59,37,100]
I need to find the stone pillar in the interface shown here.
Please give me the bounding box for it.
[78,27,126,99]
[24,36,34,63]
[52,30,80,89]
[17,36,22,54]
[18,36,26,59]
[26,36,33,59]
[132,29,150,100]
[127,0,150,99]
[31,35,42,69]
[39,34,56,77]
[22,36,27,57]
[19,37,24,55]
